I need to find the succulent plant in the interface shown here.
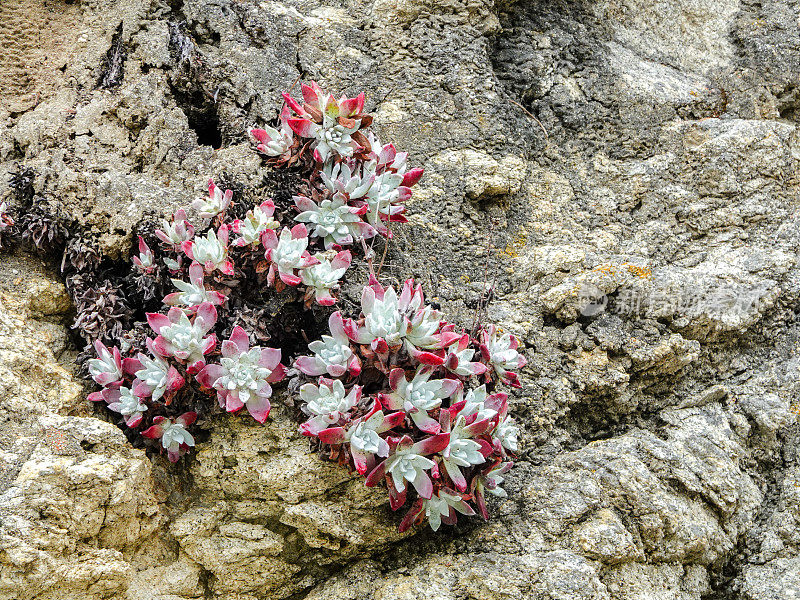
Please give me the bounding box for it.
[72,280,133,345]
[262,224,318,286]
[133,236,156,274]
[147,302,218,373]
[298,378,361,436]
[400,489,476,532]
[103,386,149,427]
[156,209,195,247]
[8,166,36,204]
[232,200,279,247]
[182,225,234,275]
[87,340,123,387]
[73,83,521,527]
[366,433,450,499]
[457,385,501,422]
[126,338,186,402]
[479,325,527,388]
[495,414,519,453]
[142,412,197,462]
[164,262,227,309]
[444,333,489,377]
[294,194,375,249]
[344,279,459,363]
[471,461,513,519]
[61,237,102,273]
[320,160,375,201]
[18,201,69,253]
[249,105,294,158]
[300,251,351,306]
[0,201,14,248]
[381,368,460,433]
[196,326,285,423]
[294,312,361,377]
[295,274,523,532]
[193,179,232,219]
[346,284,405,351]
[283,81,370,163]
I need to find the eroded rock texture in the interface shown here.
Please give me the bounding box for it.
[0,0,798,598]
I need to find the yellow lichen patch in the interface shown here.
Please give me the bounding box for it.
[501,231,528,259]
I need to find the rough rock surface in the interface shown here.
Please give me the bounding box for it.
[1,0,799,599]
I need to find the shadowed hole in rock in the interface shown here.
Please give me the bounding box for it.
[186,103,223,149]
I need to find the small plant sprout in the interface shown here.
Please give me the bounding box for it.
[142,412,197,462]
[133,236,155,274]
[163,262,227,309]
[196,326,285,423]
[182,226,234,275]
[262,224,319,286]
[232,201,279,247]
[300,250,351,306]
[147,303,218,373]
[193,179,232,219]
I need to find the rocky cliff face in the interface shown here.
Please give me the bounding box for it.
[1,0,799,599]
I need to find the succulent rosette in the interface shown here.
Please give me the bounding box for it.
[196,326,285,423]
[163,262,227,309]
[249,105,294,159]
[146,302,218,374]
[283,81,371,162]
[300,251,351,306]
[156,209,195,247]
[142,412,197,462]
[298,378,361,436]
[262,224,319,286]
[232,200,279,247]
[124,338,186,402]
[193,179,232,219]
[87,340,124,387]
[103,386,149,427]
[295,312,361,378]
[132,236,155,274]
[294,195,375,249]
[182,226,234,276]
[479,325,527,388]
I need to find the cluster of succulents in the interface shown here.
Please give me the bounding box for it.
[249,81,423,239]
[294,277,526,531]
[4,81,525,530]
